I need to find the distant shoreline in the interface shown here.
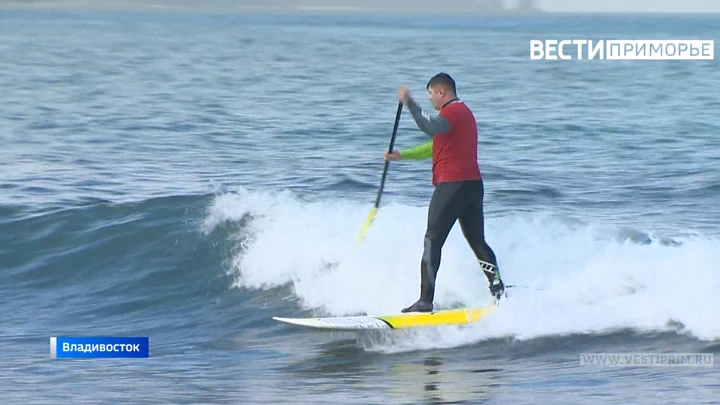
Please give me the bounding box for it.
[1,1,719,16]
[1,0,533,14]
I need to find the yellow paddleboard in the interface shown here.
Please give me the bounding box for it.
[273,305,496,331]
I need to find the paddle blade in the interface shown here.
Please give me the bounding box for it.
[354,207,378,248]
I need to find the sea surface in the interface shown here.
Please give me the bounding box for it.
[1,9,719,404]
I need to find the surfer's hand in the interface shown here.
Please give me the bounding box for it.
[384,151,400,161]
[398,85,410,103]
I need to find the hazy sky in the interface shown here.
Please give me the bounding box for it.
[3,0,720,13]
[539,0,720,12]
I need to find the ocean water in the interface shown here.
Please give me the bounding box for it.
[1,9,719,404]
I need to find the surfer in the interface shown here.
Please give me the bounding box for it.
[384,73,505,313]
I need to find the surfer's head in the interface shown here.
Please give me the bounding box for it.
[426,73,457,110]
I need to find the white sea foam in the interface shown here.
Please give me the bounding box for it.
[204,187,720,352]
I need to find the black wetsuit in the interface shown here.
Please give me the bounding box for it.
[419,179,499,304]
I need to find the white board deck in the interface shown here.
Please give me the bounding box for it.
[273,305,496,331]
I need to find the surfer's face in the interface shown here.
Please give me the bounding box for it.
[427,85,445,110]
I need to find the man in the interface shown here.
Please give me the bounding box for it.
[384,73,505,313]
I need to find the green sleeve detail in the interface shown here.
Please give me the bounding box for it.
[399,141,433,160]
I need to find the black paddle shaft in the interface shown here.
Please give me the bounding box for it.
[374,101,403,208]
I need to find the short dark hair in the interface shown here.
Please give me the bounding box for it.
[426,73,456,94]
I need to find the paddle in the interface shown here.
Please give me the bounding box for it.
[354,101,403,248]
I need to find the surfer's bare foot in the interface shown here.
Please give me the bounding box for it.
[401,300,433,313]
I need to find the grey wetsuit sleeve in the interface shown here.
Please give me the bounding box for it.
[405,96,451,137]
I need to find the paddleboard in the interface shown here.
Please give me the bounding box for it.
[273,305,496,331]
